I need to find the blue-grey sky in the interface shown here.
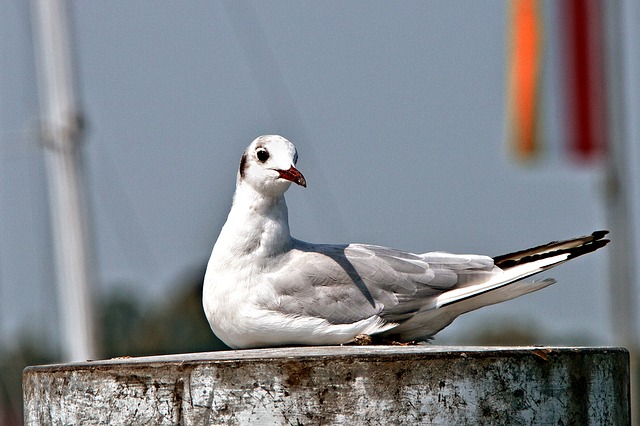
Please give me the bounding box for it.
[1,1,638,353]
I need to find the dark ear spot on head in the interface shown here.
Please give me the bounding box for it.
[239,153,247,178]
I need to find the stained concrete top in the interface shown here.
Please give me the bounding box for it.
[25,344,627,368]
[24,346,630,425]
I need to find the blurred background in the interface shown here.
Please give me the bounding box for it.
[1,1,639,424]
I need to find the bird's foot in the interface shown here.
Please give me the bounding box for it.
[347,334,373,345]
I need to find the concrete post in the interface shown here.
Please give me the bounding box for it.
[23,346,629,425]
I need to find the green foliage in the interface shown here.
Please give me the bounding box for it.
[0,336,58,425]
[100,273,228,358]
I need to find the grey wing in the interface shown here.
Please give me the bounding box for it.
[265,243,390,325]
[344,244,498,323]
[266,240,497,328]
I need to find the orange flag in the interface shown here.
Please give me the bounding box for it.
[506,0,543,161]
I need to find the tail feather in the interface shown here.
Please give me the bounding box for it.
[393,231,609,341]
[436,257,560,309]
[493,230,609,269]
[435,230,609,310]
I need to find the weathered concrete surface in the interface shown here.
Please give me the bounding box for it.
[24,346,629,425]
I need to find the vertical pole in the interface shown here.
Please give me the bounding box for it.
[604,0,640,422]
[604,2,636,346]
[32,0,97,361]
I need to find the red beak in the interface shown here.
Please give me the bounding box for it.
[277,166,307,187]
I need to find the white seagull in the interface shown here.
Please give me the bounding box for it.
[203,135,609,349]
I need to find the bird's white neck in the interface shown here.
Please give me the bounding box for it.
[211,183,294,269]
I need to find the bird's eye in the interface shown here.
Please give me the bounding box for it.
[256,149,269,162]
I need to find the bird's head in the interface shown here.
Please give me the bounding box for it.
[238,135,306,196]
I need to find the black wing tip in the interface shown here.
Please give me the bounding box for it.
[592,230,609,239]
[566,237,610,260]
[494,230,610,269]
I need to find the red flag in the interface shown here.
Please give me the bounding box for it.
[562,0,608,163]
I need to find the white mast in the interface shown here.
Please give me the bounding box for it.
[32,0,97,361]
